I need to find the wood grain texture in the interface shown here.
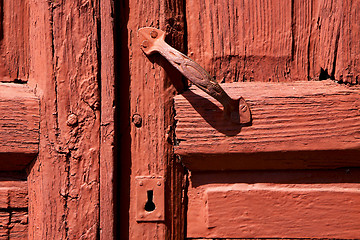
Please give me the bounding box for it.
[0,211,28,240]
[100,0,115,239]
[335,0,360,84]
[0,181,28,240]
[27,1,100,239]
[0,181,27,209]
[185,0,360,84]
[0,0,29,82]
[0,83,39,171]
[175,81,360,170]
[187,169,360,239]
[127,0,186,238]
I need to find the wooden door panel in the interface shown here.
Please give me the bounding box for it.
[179,0,360,238]
[176,81,360,238]
[175,81,360,171]
[185,0,360,84]
[186,0,292,82]
[187,170,360,239]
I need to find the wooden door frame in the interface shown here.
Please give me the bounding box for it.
[111,0,187,239]
[27,1,102,239]
[1,0,186,238]
[3,0,359,239]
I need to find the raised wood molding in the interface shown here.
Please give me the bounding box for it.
[175,80,360,170]
[0,83,39,171]
[187,169,360,239]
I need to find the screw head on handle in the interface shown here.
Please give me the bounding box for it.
[138,28,166,55]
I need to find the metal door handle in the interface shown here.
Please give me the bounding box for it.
[138,27,251,124]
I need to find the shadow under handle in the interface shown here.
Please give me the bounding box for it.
[138,27,251,124]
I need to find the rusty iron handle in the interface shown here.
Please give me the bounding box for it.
[138,27,251,124]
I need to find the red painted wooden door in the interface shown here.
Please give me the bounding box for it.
[1,1,103,239]
[173,1,360,239]
[2,0,360,239]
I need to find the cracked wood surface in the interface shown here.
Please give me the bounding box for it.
[0,181,28,240]
[99,0,115,239]
[186,0,360,84]
[27,1,100,239]
[0,0,29,82]
[175,81,360,170]
[0,83,39,171]
[127,0,186,239]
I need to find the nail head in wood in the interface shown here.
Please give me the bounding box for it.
[66,114,78,126]
[132,114,142,128]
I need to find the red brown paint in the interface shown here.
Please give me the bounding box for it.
[186,0,360,84]
[187,170,360,239]
[179,1,360,239]
[0,0,360,239]
[175,81,360,171]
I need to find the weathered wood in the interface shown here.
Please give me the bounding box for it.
[27,1,100,239]
[175,81,360,170]
[0,181,28,240]
[185,0,360,84]
[0,0,29,82]
[335,1,360,84]
[187,169,360,239]
[127,0,186,238]
[0,210,28,240]
[0,83,39,171]
[0,181,27,209]
[100,0,115,239]
[9,211,28,240]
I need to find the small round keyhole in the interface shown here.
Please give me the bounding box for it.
[145,190,156,212]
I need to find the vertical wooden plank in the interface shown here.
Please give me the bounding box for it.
[291,0,313,80]
[100,0,115,239]
[185,0,360,84]
[296,0,360,83]
[186,0,292,83]
[309,0,342,80]
[336,0,360,84]
[0,1,2,40]
[27,1,60,238]
[0,0,5,80]
[1,0,29,82]
[27,0,101,239]
[127,0,186,238]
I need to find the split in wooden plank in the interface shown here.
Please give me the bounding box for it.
[185,0,360,84]
[174,80,360,170]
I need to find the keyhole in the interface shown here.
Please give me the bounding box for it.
[144,190,156,212]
